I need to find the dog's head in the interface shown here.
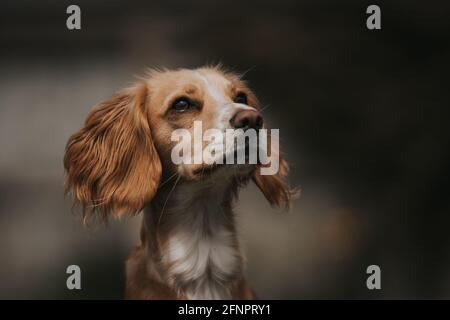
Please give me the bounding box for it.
[64,66,294,221]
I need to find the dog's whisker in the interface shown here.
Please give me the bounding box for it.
[157,173,181,229]
[158,171,179,189]
[259,104,271,114]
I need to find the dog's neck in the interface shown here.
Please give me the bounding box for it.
[143,177,243,299]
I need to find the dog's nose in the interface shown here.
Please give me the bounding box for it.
[230,110,264,130]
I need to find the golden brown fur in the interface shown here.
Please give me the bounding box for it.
[64,66,294,299]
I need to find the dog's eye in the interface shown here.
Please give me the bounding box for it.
[171,98,194,112]
[234,92,248,105]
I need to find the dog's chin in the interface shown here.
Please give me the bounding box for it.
[182,163,255,182]
[179,147,260,182]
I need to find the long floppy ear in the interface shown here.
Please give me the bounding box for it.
[64,82,161,221]
[252,155,295,209]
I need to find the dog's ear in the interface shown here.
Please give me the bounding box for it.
[64,82,161,221]
[252,154,295,209]
[251,128,296,209]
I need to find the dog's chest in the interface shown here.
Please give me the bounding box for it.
[161,186,242,299]
[166,230,239,299]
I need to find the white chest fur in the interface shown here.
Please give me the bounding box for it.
[161,181,242,299]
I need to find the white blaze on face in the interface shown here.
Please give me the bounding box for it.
[195,71,256,131]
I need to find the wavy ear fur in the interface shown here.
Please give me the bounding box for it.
[64,82,161,221]
[252,155,295,209]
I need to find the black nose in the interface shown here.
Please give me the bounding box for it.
[230,110,264,130]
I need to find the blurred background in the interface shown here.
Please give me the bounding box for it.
[1,0,449,299]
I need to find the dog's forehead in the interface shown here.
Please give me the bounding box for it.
[194,69,232,101]
[194,69,231,88]
[149,68,232,94]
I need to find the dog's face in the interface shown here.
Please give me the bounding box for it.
[146,68,262,181]
[64,67,292,220]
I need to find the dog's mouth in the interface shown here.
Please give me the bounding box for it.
[192,163,222,176]
[231,140,262,164]
[191,141,262,178]
[192,156,257,179]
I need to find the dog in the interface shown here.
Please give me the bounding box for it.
[64,66,294,299]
